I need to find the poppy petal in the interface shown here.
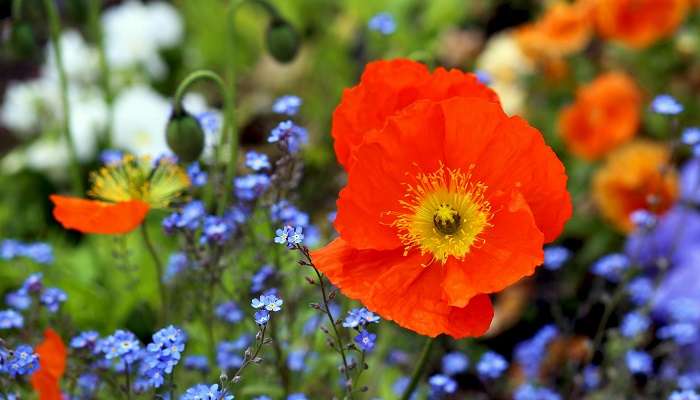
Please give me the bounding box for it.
[312,239,494,338]
[441,97,571,242]
[31,328,66,400]
[50,195,149,234]
[442,190,544,307]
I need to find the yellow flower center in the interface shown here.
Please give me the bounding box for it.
[88,155,190,208]
[393,165,492,264]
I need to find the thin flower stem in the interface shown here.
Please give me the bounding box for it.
[233,323,268,382]
[12,0,22,18]
[87,0,114,147]
[124,362,132,400]
[299,247,354,399]
[140,224,168,323]
[218,1,241,216]
[400,336,436,400]
[170,69,231,212]
[43,0,84,194]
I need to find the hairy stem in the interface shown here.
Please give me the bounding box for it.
[400,336,436,400]
[141,224,167,323]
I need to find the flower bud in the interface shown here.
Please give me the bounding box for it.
[265,17,300,63]
[166,109,204,163]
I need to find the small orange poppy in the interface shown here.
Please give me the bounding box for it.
[314,61,572,338]
[593,141,678,232]
[516,0,594,60]
[595,0,690,48]
[50,155,189,235]
[31,328,66,400]
[50,195,150,234]
[332,59,500,171]
[559,72,641,160]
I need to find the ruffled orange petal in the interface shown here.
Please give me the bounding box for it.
[595,0,689,48]
[31,328,66,400]
[50,195,149,234]
[311,239,494,339]
[440,97,571,243]
[558,72,641,160]
[332,59,498,170]
[335,101,446,251]
[442,190,544,307]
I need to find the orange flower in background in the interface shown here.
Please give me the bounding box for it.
[593,141,678,232]
[595,0,690,48]
[559,72,641,160]
[313,60,572,338]
[516,0,594,59]
[31,329,66,400]
[332,59,500,171]
[51,155,189,234]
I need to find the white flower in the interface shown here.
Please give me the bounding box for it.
[43,30,99,84]
[476,30,533,84]
[0,81,44,135]
[111,85,171,157]
[69,89,108,161]
[102,1,182,78]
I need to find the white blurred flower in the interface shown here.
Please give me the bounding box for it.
[0,81,44,135]
[44,30,99,83]
[476,31,534,115]
[69,89,108,160]
[102,1,182,78]
[112,85,171,157]
[476,31,533,84]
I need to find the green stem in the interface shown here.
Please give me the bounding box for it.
[141,224,168,323]
[43,0,84,194]
[124,362,132,400]
[400,336,436,400]
[87,0,114,147]
[218,1,241,216]
[171,69,229,210]
[12,0,23,18]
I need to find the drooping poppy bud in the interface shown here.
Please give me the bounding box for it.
[166,109,205,163]
[265,17,300,63]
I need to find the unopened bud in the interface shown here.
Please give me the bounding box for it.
[166,109,204,163]
[265,17,300,63]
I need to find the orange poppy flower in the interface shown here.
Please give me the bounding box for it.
[313,64,572,338]
[593,141,678,232]
[51,155,189,234]
[559,72,641,160]
[516,0,594,60]
[332,59,500,170]
[31,328,66,400]
[595,0,690,48]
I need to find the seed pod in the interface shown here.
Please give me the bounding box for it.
[265,17,300,63]
[165,109,204,163]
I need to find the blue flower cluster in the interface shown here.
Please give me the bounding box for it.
[100,329,142,365]
[267,120,308,154]
[274,225,304,248]
[368,12,396,35]
[0,345,39,377]
[139,325,186,388]
[272,95,302,116]
[180,383,234,400]
[0,239,53,264]
[514,325,558,380]
[251,293,283,326]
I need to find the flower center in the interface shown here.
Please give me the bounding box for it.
[433,203,461,235]
[88,155,190,208]
[393,165,492,264]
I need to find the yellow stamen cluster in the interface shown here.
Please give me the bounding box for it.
[88,155,190,208]
[393,165,492,264]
